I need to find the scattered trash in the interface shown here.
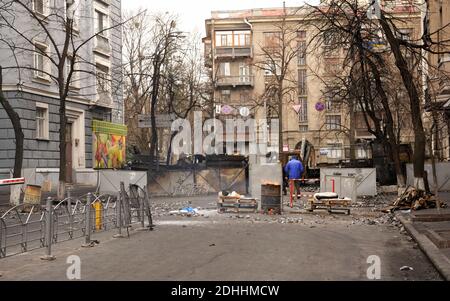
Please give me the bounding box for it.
[400,266,414,271]
[169,207,199,216]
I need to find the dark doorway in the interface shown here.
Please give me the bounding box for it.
[65,123,73,183]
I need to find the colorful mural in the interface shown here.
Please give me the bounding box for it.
[92,120,128,169]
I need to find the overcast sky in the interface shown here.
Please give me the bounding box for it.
[124,0,319,35]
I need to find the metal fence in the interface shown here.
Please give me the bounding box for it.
[0,183,153,259]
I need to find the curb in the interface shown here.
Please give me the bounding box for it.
[396,213,450,281]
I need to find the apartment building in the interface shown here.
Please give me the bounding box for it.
[203,2,421,165]
[0,0,124,184]
[424,0,450,161]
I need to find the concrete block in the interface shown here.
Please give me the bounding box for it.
[320,168,377,196]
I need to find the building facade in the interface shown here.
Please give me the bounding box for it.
[0,0,124,184]
[203,2,421,166]
[424,0,450,161]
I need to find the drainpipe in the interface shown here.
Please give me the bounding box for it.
[244,18,252,29]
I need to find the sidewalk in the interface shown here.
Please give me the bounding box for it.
[396,192,450,281]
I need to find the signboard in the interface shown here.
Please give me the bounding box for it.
[93,120,127,169]
[23,185,42,205]
[221,105,234,115]
[283,144,289,152]
[138,114,176,128]
[315,102,325,112]
[239,106,250,117]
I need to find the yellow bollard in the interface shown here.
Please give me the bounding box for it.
[94,201,102,230]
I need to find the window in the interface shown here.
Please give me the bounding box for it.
[325,99,341,112]
[220,90,231,102]
[95,9,109,36]
[298,97,308,122]
[325,115,341,130]
[299,125,308,132]
[324,58,341,75]
[298,69,307,95]
[96,64,111,95]
[34,42,49,79]
[233,31,251,46]
[264,60,281,76]
[219,62,230,76]
[263,32,280,48]
[297,31,306,39]
[215,31,233,47]
[33,0,47,15]
[36,104,49,140]
[298,41,306,66]
[239,63,250,83]
[240,92,249,103]
[327,145,343,159]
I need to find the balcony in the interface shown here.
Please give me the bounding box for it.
[214,46,253,59]
[94,35,111,55]
[216,76,254,88]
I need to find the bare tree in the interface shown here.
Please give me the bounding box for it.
[305,0,450,189]
[0,0,130,198]
[123,12,205,168]
[252,5,302,155]
[0,66,23,178]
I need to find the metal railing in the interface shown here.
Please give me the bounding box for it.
[214,46,253,58]
[0,183,153,259]
[216,75,254,87]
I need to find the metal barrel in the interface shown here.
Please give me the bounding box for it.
[261,184,282,214]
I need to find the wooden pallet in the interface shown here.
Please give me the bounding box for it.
[217,196,258,213]
[307,198,351,215]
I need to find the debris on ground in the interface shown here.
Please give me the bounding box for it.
[382,188,447,213]
[400,266,414,271]
[169,207,199,217]
[277,217,303,224]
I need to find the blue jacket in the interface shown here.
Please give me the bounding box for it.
[284,159,304,180]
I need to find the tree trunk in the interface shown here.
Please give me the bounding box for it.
[166,131,178,165]
[380,15,426,190]
[277,81,284,156]
[0,67,24,179]
[58,77,67,200]
[348,98,356,164]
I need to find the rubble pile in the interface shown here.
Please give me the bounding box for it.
[152,201,192,217]
[383,188,447,213]
[301,185,320,193]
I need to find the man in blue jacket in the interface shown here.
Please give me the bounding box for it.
[284,156,304,201]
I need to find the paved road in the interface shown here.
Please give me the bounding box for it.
[0,215,442,281]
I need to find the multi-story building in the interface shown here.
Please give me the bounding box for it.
[424,0,450,161]
[203,2,421,166]
[0,0,125,186]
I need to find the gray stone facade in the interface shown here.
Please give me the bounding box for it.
[0,91,110,170]
[0,0,123,179]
